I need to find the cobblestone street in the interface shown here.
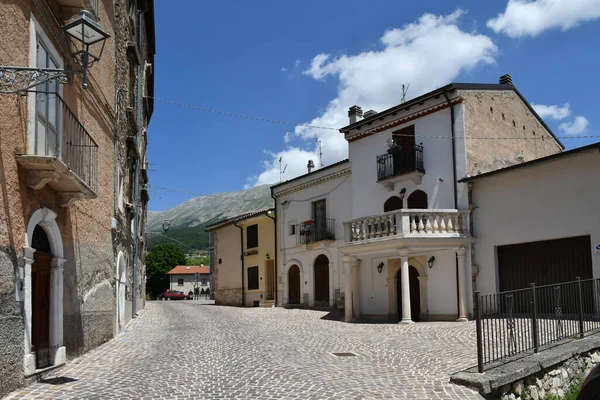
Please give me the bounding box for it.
[4,302,483,399]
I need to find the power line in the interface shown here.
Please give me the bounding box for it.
[150,95,598,140]
[145,231,202,251]
[147,184,208,196]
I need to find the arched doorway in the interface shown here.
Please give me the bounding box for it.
[116,252,127,333]
[407,190,428,209]
[288,264,301,305]
[384,196,403,212]
[314,255,330,306]
[397,266,421,322]
[31,225,52,369]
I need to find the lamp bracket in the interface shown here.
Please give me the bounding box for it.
[0,66,79,94]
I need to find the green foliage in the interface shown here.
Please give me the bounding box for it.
[186,256,209,266]
[145,243,186,299]
[146,224,210,253]
[543,375,583,400]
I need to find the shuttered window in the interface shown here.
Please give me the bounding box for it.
[247,224,258,248]
[248,266,259,290]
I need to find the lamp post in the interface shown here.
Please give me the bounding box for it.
[0,10,109,94]
[162,219,170,234]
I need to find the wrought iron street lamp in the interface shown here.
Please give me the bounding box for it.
[162,219,171,234]
[428,256,436,269]
[0,10,109,94]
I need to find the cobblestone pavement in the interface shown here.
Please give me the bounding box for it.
[4,302,483,399]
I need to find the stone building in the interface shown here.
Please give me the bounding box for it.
[0,0,154,396]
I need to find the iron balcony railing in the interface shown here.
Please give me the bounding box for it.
[35,92,98,191]
[296,218,336,245]
[474,278,600,372]
[376,144,424,181]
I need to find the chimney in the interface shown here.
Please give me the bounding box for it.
[363,109,378,118]
[499,74,513,85]
[307,160,315,174]
[348,105,363,124]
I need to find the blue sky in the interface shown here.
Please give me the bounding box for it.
[148,0,600,211]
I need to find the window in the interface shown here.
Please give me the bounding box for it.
[247,224,258,248]
[177,278,184,286]
[289,224,296,236]
[201,278,208,286]
[35,39,60,156]
[248,266,259,290]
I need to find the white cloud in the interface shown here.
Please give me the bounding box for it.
[559,116,589,135]
[249,10,497,187]
[281,67,287,72]
[488,0,600,38]
[532,103,571,120]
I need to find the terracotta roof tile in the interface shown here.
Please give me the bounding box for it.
[167,265,210,275]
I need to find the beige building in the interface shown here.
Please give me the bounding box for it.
[0,0,154,396]
[206,209,276,307]
[167,265,210,294]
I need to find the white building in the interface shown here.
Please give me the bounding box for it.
[167,265,210,294]
[462,142,600,296]
[272,75,564,323]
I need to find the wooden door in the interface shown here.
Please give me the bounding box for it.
[312,199,326,241]
[288,265,300,304]
[314,255,330,305]
[32,251,52,369]
[265,260,275,300]
[397,266,421,322]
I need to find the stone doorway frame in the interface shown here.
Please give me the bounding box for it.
[283,259,304,306]
[387,256,429,321]
[23,207,66,376]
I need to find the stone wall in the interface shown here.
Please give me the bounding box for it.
[496,350,600,400]
[215,289,243,306]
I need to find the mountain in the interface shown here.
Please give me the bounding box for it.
[146,185,274,251]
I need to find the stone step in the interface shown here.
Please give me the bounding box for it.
[259,300,275,308]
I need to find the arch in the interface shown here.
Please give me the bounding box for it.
[26,207,64,258]
[314,254,330,306]
[407,190,428,209]
[284,259,304,275]
[116,251,128,333]
[384,196,403,212]
[397,266,421,322]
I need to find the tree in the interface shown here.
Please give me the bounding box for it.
[186,255,209,266]
[145,243,186,299]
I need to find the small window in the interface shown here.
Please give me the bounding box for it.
[201,278,208,285]
[289,224,296,236]
[247,224,258,248]
[502,113,505,120]
[177,278,184,286]
[248,266,259,290]
[490,106,493,113]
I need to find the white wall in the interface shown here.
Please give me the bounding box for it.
[169,274,210,293]
[348,105,463,219]
[472,150,600,296]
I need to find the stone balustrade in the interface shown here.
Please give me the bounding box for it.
[343,209,470,242]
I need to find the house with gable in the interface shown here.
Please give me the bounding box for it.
[272,74,563,323]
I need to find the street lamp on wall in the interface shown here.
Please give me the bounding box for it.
[428,256,436,269]
[399,188,406,200]
[162,219,171,234]
[377,262,384,274]
[0,10,109,94]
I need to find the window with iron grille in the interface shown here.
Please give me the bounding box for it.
[247,224,258,249]
[248,266,259,290]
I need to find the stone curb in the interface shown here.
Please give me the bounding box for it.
[450,332,600,395]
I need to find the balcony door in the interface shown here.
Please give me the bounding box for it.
[392,125,415,174]
[312,199,326,242]
[35,38,61,157]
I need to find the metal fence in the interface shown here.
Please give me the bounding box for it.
[376,144,424,181]
[475,278,600,372]
[296,218,336,245]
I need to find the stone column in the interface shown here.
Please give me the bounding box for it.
[352,260,360,320]
[456,247,468,322]
[398,249,413,324]
[342,256,353,322]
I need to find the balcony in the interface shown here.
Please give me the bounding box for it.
[343,209,470,244]
[296,218,336,245]
[16,92,98,207]
[376,144,425,189]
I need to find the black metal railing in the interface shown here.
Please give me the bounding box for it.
[376,144,424,181]
[35,92,98,192]
[296,218,335,245]
[475,278,600,372]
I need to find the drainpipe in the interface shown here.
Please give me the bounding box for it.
[234,222,245,307]
[113,89,126,223]
[132,4,147,317]
[443,90,458,209]
[266,203,277,306]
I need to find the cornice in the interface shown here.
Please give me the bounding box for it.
[275,167,351,197]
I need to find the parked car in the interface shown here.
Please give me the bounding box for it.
[578,363,600,399]
[159,290,192,301]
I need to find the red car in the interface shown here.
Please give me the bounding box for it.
[159,290,192,301]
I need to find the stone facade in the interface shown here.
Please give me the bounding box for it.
[497,350,600,400]
[214,288,243,306]
[0,0,154,397]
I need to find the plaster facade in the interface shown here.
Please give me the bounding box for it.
[210,224,242,306]
[0,0,154,396]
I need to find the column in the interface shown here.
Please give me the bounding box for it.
[50,257,66,365]
[352,260,360,320]
[399,249,413,324]
[342,256,353,322]
[456,247,468,322]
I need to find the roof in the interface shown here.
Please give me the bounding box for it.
[459,142,600,183]
[339,82,564,150]
[270,159,350,191]
[167,265,209,275]
[205,208,274,232]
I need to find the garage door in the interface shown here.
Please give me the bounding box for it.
[498,235,593,292]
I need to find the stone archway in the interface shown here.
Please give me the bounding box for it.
[283,260,304,306]
[23,207,66,376]
[116,251,127,334]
